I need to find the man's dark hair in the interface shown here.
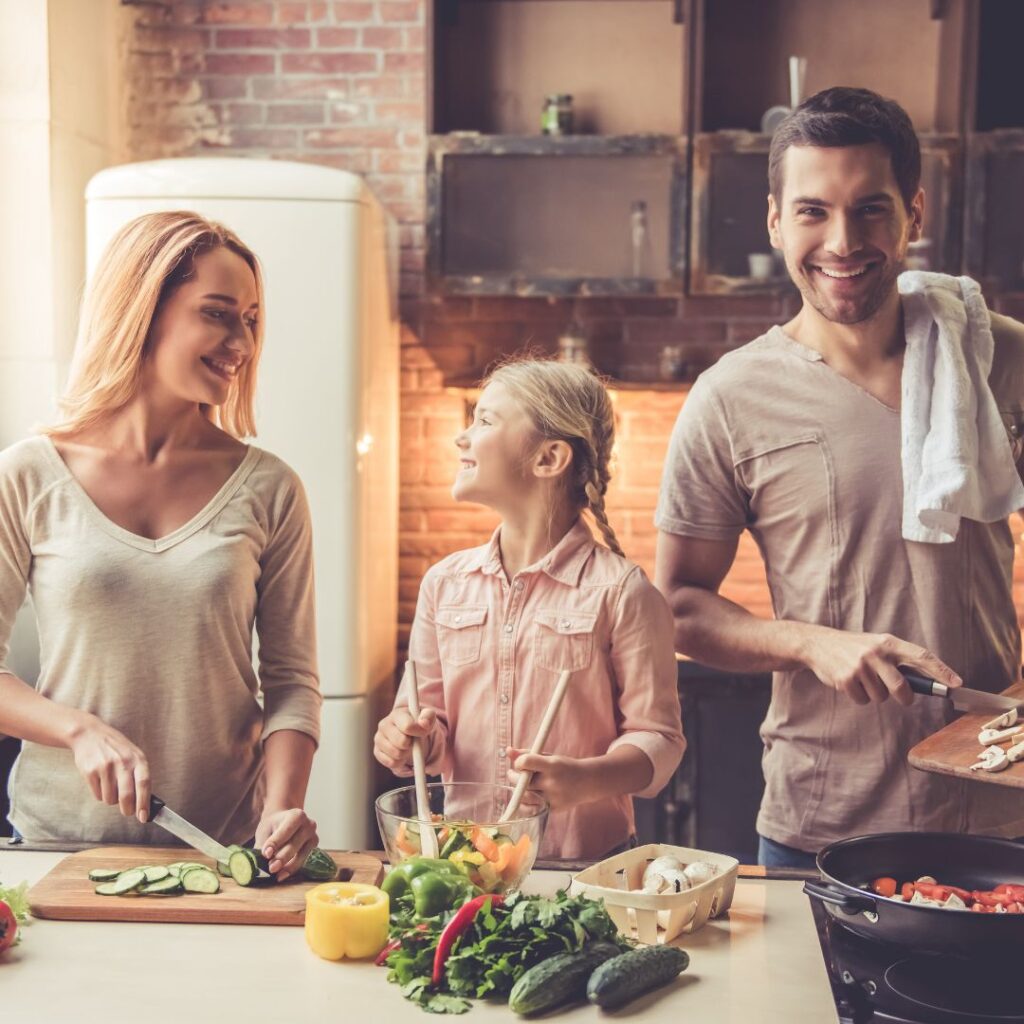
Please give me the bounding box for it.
[768,87,921,211]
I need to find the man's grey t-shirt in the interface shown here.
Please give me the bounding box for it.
[656,317,1024,851]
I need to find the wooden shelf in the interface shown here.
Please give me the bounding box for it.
[426,134,688,298]
[444,377,690,396]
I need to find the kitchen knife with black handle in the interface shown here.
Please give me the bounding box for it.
[902,671,1024,716]
[146,794,253,868]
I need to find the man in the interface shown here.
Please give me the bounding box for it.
[654,87,1024,869]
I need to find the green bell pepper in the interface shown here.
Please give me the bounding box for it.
[381,857,463,899]
[410,872,466,918]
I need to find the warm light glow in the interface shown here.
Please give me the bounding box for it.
[356,433,374,455]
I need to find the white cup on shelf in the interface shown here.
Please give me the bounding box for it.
[747,253,774,281]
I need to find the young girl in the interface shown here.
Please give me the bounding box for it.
[0,212,320,879]
[374,360,684,859]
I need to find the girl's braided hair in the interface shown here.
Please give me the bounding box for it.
[483,358,624,557]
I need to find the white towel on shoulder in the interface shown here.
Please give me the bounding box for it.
[900,270,1024,544]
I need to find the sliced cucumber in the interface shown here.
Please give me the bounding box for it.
[111,868,147,895]
[95,881,122,896]
[300,847,338,882]
[216,860,233,878]
[140,876,184,895]
[142,865,171,884]
[228,849,257,887]
[88,867,122,883]
[440,830,469,859]
[180,867,220,894]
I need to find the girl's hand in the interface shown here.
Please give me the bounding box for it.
[67,714,152,822]
[255,807,318,882]
[506,749,595,810]
[373,707,438,776]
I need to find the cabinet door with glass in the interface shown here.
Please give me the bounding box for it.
[688,132,962,296]
[426,135,688,297]
[965,131,1024,295]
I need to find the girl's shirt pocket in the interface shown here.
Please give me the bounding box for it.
[533,608,598,672]
[435,604,488,666]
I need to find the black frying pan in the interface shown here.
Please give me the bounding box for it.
[803,831,1024,955]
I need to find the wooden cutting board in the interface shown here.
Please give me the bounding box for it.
[28,846,383,925]
[908,682,1024,787]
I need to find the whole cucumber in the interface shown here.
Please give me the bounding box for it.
[586,945,690,1009]
[509,942,623,1016]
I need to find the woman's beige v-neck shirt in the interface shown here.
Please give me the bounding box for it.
[0,436,321,845]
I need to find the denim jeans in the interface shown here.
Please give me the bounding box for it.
[757,834,818,870]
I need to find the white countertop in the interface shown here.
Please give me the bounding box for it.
[0,850,837,1024]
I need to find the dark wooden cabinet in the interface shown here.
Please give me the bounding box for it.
[635,661,771,864]
[426,134,688,297]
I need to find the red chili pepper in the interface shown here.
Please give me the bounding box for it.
[0,901,17,954]
[431,893,504,987]
[993,884,1024,901]
[901,882,915,901]
[375,923,430,966]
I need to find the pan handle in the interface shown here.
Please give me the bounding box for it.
[803,880,877,917]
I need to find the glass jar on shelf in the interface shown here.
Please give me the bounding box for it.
[541,94,574,136]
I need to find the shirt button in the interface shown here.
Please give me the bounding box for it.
[499,747,507,758]
[514,580,524,590]
[504,624,513,634]
[500,694,509,704]
[561,619,571,629]
[453,614,462,623]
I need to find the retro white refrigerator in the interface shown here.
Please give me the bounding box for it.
[84,158,399,848]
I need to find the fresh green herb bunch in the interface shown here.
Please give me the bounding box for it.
[384,889,631,1015]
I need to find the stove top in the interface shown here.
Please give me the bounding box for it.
[807,893,1024,1023]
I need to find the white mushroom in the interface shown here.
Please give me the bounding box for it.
[982,709,1019,731]
[909,890,941,907]
[1007,738,1024,763]
[641,855,684,893]
[977,725,1023,745]
[915,875,937,885]
[970,746,1011,772]
[943,892,967,910]
[658,868,692,894]
[683,861,718,886]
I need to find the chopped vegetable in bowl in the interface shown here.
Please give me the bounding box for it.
[376,782,547,895]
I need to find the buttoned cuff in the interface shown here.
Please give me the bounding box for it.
[608,732,686,799]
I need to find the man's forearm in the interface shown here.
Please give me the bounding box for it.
[669,586,826,674]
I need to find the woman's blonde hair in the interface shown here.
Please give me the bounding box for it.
[49,211,264,439]
[483,358,624,557]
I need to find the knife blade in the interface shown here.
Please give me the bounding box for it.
[903,671,1024,716]
[147,794,234,864]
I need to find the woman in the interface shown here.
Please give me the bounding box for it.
[0,212,321,880]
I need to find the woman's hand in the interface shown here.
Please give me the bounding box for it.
[255,807,318,882]
[373,707,438,776]
[67,714,152,822]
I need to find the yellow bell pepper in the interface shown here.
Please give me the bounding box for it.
[304,883,389,961]
[449,849,487,867]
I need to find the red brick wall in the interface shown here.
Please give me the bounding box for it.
[122,1,1024,661]
[124,0,426,296]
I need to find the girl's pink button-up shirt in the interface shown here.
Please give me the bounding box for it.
[398,519,685,859]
